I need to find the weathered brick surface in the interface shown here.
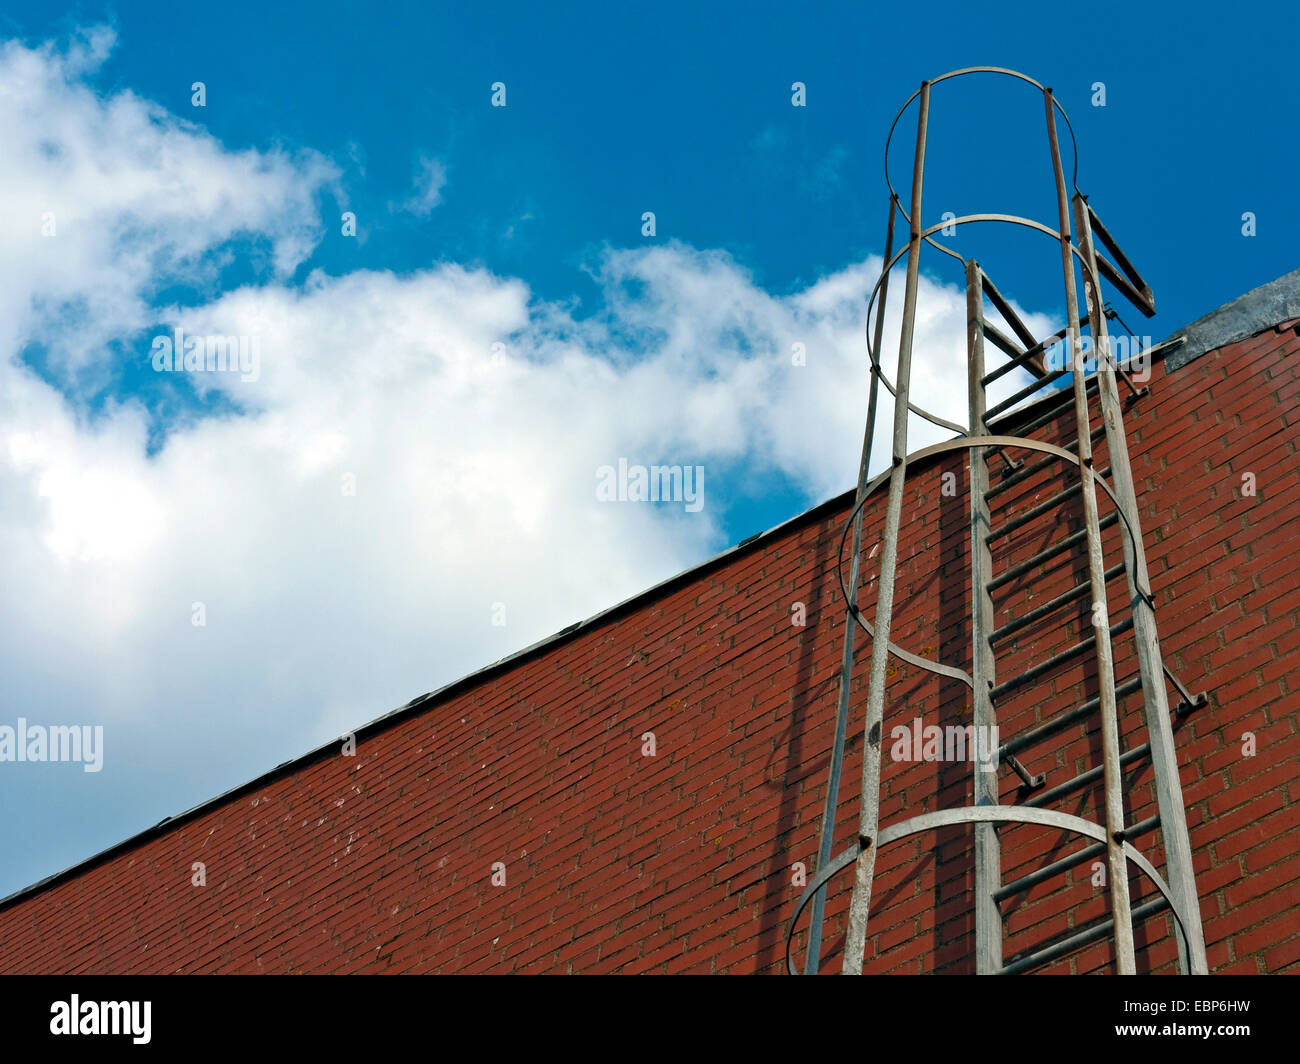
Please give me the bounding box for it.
[0,321,1297,974]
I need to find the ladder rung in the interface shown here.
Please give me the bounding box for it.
[991,563,1125,643]
[989,617,1134,702]
[1024,724,1146,807]
[981,322,1073,387]
[992,815,1160,901]
[985,367,1070,421]
[990,480,1084,543]
[999,674,1145,758]
[986,428,1108,503]
[998,897,1170,976]
[995,374,1108,441]
[1020,687,1206,809]
[983,320,1027,361]
[987,512,1120,594]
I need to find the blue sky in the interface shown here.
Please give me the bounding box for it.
[0,1,1293,898]
[50,0,1286,337]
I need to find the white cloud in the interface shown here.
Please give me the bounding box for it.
[0,28,337,380]
[0,30,1057,894]
[402,156,448,216]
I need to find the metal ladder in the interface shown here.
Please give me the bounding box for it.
[789,68,1209,976]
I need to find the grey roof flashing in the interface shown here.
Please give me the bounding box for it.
[1164,266,1300,371]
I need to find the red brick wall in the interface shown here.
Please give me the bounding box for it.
[1,322,1297,974]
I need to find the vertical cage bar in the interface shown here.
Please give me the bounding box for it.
[842,80,931,975]
[966,261,1003,974]
[1045,91,1136,974]
[804,197,898,975]
[1074,193,1209,975]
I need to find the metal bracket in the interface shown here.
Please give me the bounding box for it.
[1004,753,1047,792]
